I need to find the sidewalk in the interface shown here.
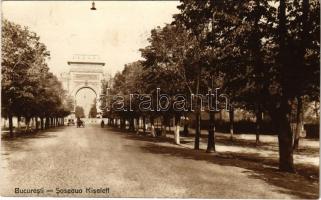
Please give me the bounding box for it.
[147,128,319,179]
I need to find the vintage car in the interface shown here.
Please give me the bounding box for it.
[67,119,75,126]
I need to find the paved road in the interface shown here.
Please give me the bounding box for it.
[1,125,299,198]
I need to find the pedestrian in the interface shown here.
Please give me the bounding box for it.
[101,120,105,128]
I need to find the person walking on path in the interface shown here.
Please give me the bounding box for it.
[101,120,105,128]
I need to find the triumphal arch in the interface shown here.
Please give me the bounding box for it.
[60,54,108,115]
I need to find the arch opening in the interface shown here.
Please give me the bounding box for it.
[74,87,98,118]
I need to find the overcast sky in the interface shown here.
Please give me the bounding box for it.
[2,1,180,76]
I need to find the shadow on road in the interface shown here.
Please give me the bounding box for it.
[140,143,318,199]
[1,127,63,157]
[1,127,63,141]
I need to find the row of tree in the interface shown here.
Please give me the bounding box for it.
[101,0,319,172]
[2,19,72,137]
[75,99,97,119]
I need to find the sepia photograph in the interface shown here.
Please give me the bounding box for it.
[0,0,320,199]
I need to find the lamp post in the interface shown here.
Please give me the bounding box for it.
[90,1,96,10]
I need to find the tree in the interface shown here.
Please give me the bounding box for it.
[263,0,319,171]
[105,0,319,171]
[2,19,70,135]
[89,99,97,118]
[2,19,38,135]
[175,0,319,171]
[141,23,209,145]
[64,95,74,113]
[75,106,85,118]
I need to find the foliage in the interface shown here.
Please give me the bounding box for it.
[1,19,71,134]
[75,106,85,118]
[88,99,97,118]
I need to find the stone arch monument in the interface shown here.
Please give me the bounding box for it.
[60,54,108,117]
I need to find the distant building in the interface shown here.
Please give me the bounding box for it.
[59,54,112,118]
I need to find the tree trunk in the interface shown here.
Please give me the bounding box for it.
[229,106,234,141]
[183,124,189,136]
[277,114,295,172]
[150,117,156,137]
[129,117,134,132]
[31,117,35,130]
[3,117,7,129]
[183,115,189,136]
[35,117,39,131]
[17,116,21,130]
[271,100,295,172]
[293,96,303,150]
[174,115,180,145]
[120,118,123,129]
[206,111,216,153]
[25,117,31,132]
[292,0,309,149]
[143,116,146,134]
[256,104,263,145]
[135,118,140,134]
[169,117,172,134]
[8,114,14,138]
[194,111,201,150]
[46,117,50,129]
[40,117,44,130]
[275,0,295,172]
[45,117,48,129]
[161,117,166,137]
[124,118,127,129]
[194,63,202,149]
[315,101,319,119]
[48,117,51,128]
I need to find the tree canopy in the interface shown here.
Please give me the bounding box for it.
[2,19,72,135]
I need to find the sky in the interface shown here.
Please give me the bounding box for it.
[2,1,180,76]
